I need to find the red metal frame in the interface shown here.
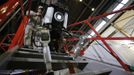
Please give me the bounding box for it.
[28,0,32,16]
[0,0,32,50]
[66,37,134,41]
[64,44,75,54]
[67,4,134,72]
[19,0,24,16]
[9,16,29,49]
[1,0,133,72]
[8,0,31,49]
[84,20,130,71]
[0,34,14,51]
[68,4,134,27]
[70,30,85,35]
[0,0,19,25]
[68,63,76,74]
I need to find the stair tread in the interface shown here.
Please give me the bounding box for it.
[14,51,73,60]
[19,48,68,55]
[10,57,87,63]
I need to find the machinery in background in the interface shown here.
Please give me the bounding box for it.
[33,4,68,53]
[1,0,134,74]
[30,4,69,72]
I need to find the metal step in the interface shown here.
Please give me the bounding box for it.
[18,48,39,53]
[10,57,87,63]
[0,47,88,71]
[19,48,69,55]
[8,57,87,70]
[14,51,43,58]
[14,50,74,60]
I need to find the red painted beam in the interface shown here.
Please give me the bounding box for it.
[66,38,79,41]
[84,20,130,72]
[68,20,86,27]
[19,0,24,16]
[0,0,19,25]
[28,0,32,16]
[9,16,29,49]
[88,4,134,21]
[70,30,85,35]
[87,37,134,40]
[68,63,75,74]
[68,4,134,28]
[66,37,134,41]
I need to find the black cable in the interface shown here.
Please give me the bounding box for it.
[95,40,111,53]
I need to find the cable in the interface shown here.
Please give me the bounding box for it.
[95,40,110,53]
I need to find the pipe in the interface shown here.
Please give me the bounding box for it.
[66,37,134,41]
[67,4,134,28]
[0,0,28,32]
[19,0,24,16]
[84,20,130,72]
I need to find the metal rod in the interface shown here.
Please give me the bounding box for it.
[66,37,134,41]
[75,0,93,22]
[70,30,85,35]
[9,16,29,49]
[67,4,134,28]
[28,0,32,16]
[84,20,130,71]
[0,45,19,68]
[0,0,28,32]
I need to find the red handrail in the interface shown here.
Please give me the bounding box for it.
[0,0,19,25]
[9,16,29,49]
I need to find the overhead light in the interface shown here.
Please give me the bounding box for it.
[106,3,124,19]
[91,8,95,11]
[79,0,83,2]
[121,0,129,4]
[90,20,106,36]
[113,4,124,11]
[54,11,64,22]
[107,14,115,19]
[57,14,62,20]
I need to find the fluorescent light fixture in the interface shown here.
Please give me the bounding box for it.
[121,0,129,4]
[91,8,95,11]
[107,14,115,19]
[96,21,106,31]
[90,20,106,36]
[113,4,124,11]
[107,3,124,19]
[87,35,92,38]
[79,0,83,2]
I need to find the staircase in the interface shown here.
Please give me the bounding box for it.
[0,46,87,74]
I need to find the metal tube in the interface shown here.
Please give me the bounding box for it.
[28,0,32,16]
[66,37,134,41]
[84,20,130,72]
[70,30,85,35]
[19,0,24,16]
[0,0,28,32]
[67,4,134,28]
